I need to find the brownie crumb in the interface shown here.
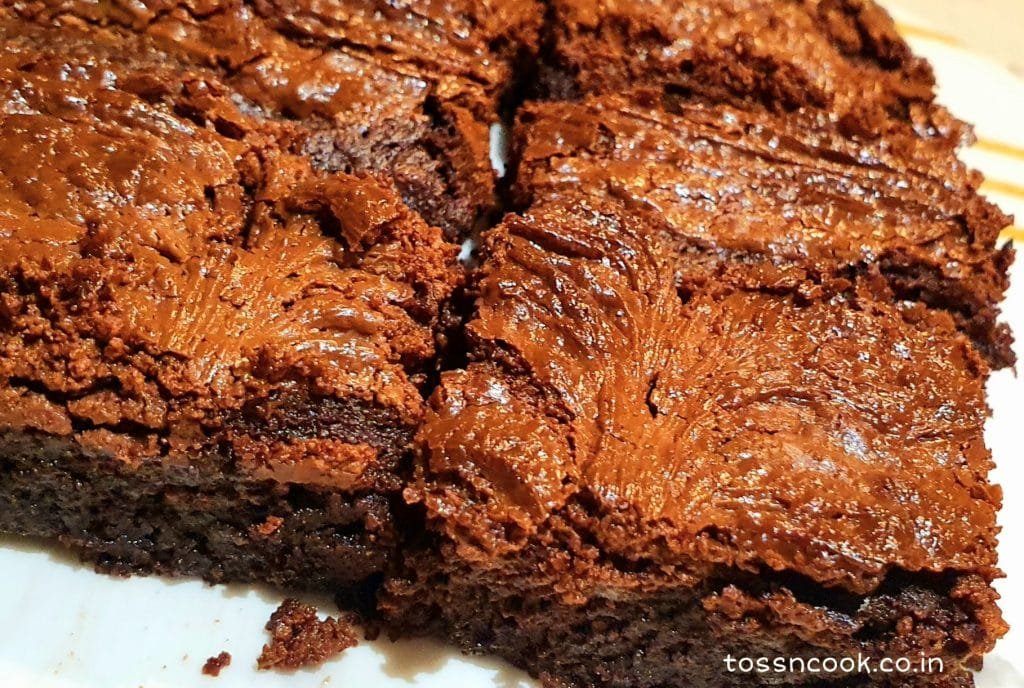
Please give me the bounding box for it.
[257,599,358,671]
[202,652,231,677]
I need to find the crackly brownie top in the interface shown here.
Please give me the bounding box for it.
[416,198,999,595]
[514,95,1011,309]
[0,10,461,488]
[26,0,538,88]
[543,0,965,144]
[10,0,543,236]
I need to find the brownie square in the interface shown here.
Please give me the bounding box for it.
[540,0,965,146]
[0,9,461,591]
[381,197,1006,687]
[13,0,543,238]
[513,94,1014,367]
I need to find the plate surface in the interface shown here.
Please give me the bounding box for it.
[2,6,1024,687]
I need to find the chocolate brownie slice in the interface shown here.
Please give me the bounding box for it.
[540,0,965,146]
[0,9,461,591]
[381,197,1006,687]
[513,94,1015,367]
[15,0,543,238]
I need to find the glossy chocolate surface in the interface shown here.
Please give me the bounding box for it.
[543,0,963,144]
[0,6,464,484]
[419,199,999,595]
[513,95,1013,364]
[7,0,541,237]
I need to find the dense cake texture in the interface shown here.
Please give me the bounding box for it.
[539,0,966,147]
[0,4,462,589]
[381,198,1007,687]
[11,0,542,238]
[513,94,1015,367]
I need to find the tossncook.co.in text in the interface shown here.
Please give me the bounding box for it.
[723,654,944,677]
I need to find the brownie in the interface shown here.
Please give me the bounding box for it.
[13,0,543,239]
[539,0,966,146]
[380,197,1007,687]
[513,93,1015,367]
[0,6,461,590]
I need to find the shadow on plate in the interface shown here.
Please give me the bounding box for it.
[975,654,1024,687]
[377,635,534,687]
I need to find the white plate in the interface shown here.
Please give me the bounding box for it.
[3,7,1024,688]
